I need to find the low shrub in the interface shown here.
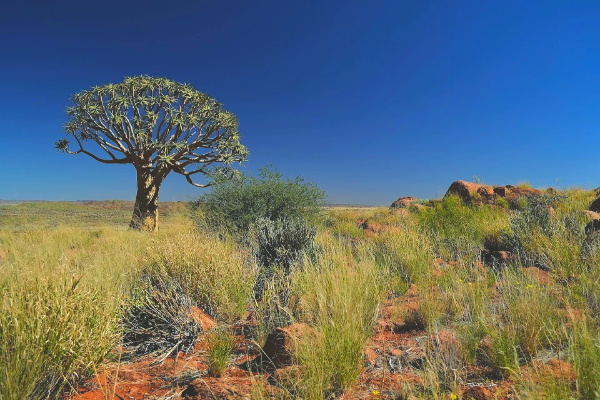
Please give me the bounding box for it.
[191,166,325,237]
[417,195,509,260]
[122,273,201,360]
[503,194,585,279]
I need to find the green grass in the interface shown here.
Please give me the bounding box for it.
[4,188,600,399]
[293,237,384,399]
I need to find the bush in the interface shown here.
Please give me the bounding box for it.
[417,195,509,260]
[254,217,317,275]
[122,273,201,360]
[192,166,325,236]
[503,194,585,278]
[252,218,317,338]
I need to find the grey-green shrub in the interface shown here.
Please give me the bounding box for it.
[122,273,200,360]
[191,166,325,236]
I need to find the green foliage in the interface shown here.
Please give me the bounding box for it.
[206,329,234,377]
[254,217,317,274]
[252,217,318,340]
[58,75,248,172]
[293,239,383,399]
[482,269,565,376]
[571,323,600,400]
[417,195,509,259]
[192,166,325,236]
[0,277,120,400]
[503,194,585,278]
[146,228,255,321]
[372,221,434,289]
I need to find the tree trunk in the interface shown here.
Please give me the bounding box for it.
[130,169,162,232]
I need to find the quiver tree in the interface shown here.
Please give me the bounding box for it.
[56,76,248,231]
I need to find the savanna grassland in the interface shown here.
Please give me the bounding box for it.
[3,183,600,400]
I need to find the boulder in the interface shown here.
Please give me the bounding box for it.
[493,186,507,197]
[481,249,516,264]
[445,180,494,204]
[358,219,383,234]
[462,386,493,400]
[445,180,544,206]
[585,219,600,235]
[582,210,600,220]
[590,197,600,213]
[507,186,543,199]
[391,196,418,208]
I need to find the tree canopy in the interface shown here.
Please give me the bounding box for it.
[56,76,248,230]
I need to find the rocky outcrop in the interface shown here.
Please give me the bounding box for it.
[391,196,418,208]
[582,210,600,220]
[444,180,543,205]
[445,181,494,204]
[481,249,516,264]
[585,219,600,235]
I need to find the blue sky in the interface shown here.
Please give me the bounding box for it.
[1,1,599,205]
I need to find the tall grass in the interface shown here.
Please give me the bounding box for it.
[0,227,147,400]
[145,226,255,322]
[0,221,252,399]
[290,237,383,399]
[417,195,509,260]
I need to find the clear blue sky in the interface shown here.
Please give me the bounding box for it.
[1,1,599,205]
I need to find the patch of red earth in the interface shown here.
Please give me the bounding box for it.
[190,306,216,331]
[357,218,384,236]
[182,371,279,400]
[68,353,208,400]
[522,266,553,285]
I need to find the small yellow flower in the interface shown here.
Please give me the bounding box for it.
[373,390,380,396]
[450,394,457,400]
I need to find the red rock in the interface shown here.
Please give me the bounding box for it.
[481,249,515,264]
[391,196,418,208]
[522,267,554,285]
[582,210,600,220]
[493,186,507,197]
[390,348,403,357]
[190,306,216,331]
[590,197,600,213]
[585,219,600,235]
[544,358,575,381]
[445,180,494,204]
[358,219,383,235]
[272,365,301,389]
[364,346,379,364]
[462,386,493,400]
[182,375,280,399]
[508,186,543,198]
